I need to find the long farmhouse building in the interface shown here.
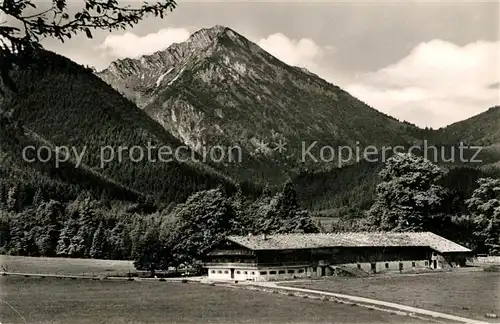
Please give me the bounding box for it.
[202,232,472,281]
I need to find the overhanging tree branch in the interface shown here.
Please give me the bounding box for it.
[0,0,177,92]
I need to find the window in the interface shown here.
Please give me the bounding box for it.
[211,270,215,274]
[236,271,240,274]
[260,271,267,275]
[298,269,304,273]
[399,262,403,271]
[217,270,222,274]
[412,262,416,267]
[287,270,295,274]
[385,263,389,269]
[251,272,255,275]
[278,270,286,274]
[357,264,361,269]
[269,271,277,275]
[425,261,428,266]
[244,271,248,275]
[224,270,228,274]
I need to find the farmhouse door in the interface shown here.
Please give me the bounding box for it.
[230,268,235,279]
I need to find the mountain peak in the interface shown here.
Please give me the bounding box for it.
[185,24,239,49]
[102,25,235,74]
[197,25,232,36]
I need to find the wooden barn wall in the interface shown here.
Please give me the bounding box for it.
[202,240,256,263]
[254,246,431,265]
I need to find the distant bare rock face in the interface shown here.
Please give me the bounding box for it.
[97,25,231,108]
[97,25,419,181]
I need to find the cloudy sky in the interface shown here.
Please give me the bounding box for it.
[11,0,500,128]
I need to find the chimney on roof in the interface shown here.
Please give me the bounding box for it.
[263,233,268,240]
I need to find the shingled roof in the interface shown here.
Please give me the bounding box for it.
[226,232,471,253]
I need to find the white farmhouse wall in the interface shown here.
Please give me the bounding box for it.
[207,259,432,281]
[207,268,232,280]
[207,258,440,282]
[332,259,429,274]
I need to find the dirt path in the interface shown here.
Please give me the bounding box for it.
[254,281,490,324]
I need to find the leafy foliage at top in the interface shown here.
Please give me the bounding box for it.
[1,0,177,92]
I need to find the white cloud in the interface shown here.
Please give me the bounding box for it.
[98,28,191,59]
[257,33,332,72]
[346,40,499,128]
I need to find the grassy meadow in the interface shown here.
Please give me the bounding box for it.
[0,255,136,276]
[284,270,500,322]
[0,276,431,324]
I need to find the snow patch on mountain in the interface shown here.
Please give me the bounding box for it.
[156,68,174,87]
[168,67,186,86]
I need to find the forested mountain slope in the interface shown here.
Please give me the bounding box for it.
[0,50,249,207]
[436,106,500,146]
[0,114,145,207]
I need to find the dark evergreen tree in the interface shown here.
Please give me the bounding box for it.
[35,200,64,256]
[133,221,165,277]
[90,222,108,259]
[6,185,18,212]
[108,221,131,260]
[56,217,80,257]
[32,188,44,207]
[0,183,7,208]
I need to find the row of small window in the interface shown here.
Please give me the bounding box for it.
[210,269,305,275]
[211,270,257,275]
[212,270,239,274]
[259,269,304,275]
[356,261,422,270]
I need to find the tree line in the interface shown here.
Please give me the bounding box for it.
[1,152,499,275]
[0,180,320,273]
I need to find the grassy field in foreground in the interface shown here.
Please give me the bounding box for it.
[0,276,430,324]
[283,271,500,322]
[0,255,136,276]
